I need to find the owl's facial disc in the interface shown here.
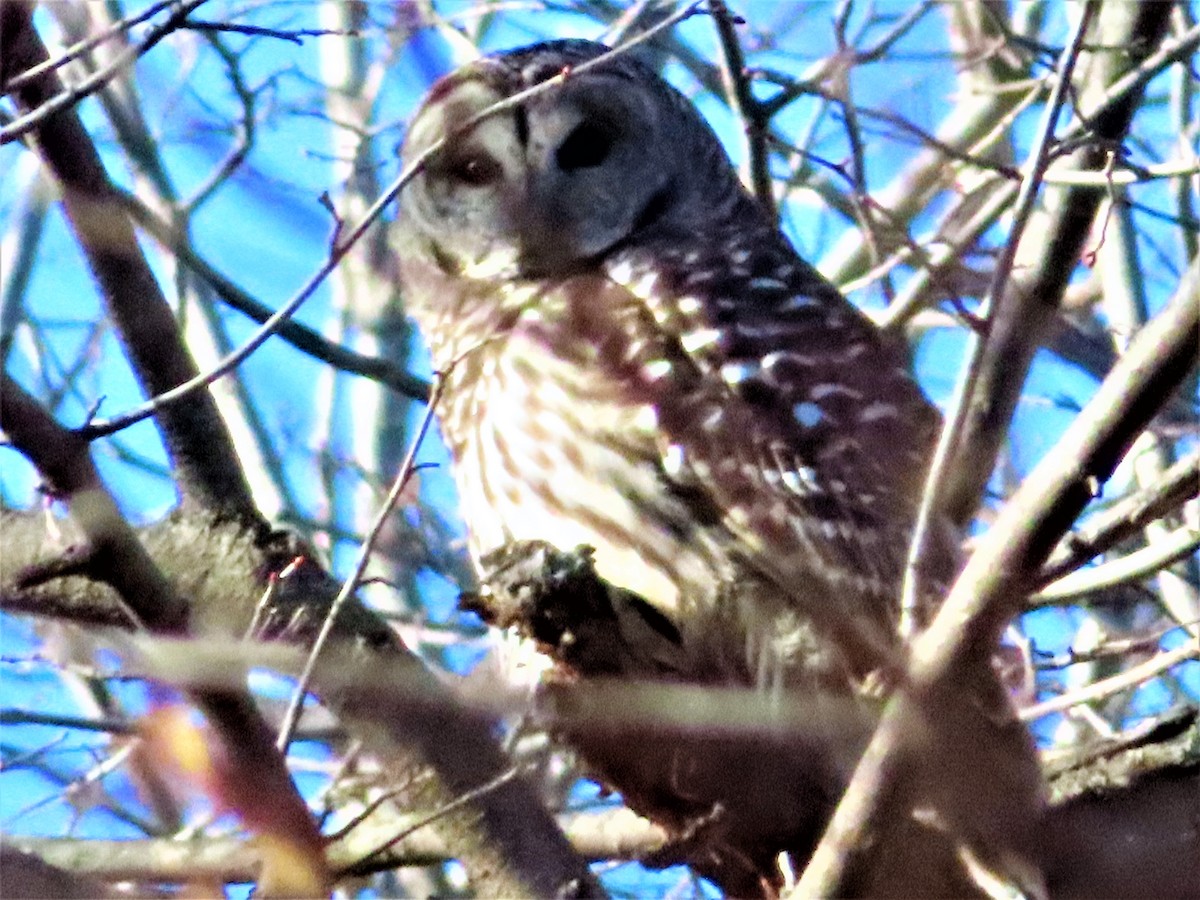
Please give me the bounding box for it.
[398,70,676,280]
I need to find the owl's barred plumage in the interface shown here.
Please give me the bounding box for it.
[397,40,944,688]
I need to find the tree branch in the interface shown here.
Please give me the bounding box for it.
[1038,450,1200,586]
[8,807,665,884]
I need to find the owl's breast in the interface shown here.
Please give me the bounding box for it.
[436,297,726,615]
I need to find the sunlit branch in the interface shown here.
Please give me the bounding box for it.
[1032,526,1200,605]
[276,375,445,752]
[798,222,1198,899]
[1021,641,1199,722]
[1039,450,1200,585]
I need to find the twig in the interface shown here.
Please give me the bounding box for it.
[76,5,704,440]
[1039,450,1200,585]
[276,375,446,752]
[758,1,934,119]
[875,176,1019,330]
[1032,525,1199,605]
[181,20,359,44]
[1020,641,1199,722]
[1033,624,1188,670]
[0,708,135,734]
[350,765,525,869]
[183,31,257,213]
[1040,157,1200,186]
[1,0,178,92]
[323,778,422,844]
[115,188,433,402]
[709,1,775,217]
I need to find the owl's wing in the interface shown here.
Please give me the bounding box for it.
[612,221,942,513]
[521,230,942,665]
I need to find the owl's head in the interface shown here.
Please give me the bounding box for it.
[395,40,748,282]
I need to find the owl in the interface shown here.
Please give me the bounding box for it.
[394,39,948,890]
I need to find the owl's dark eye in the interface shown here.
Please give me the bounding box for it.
[556,121,616,172]
[448,153,502,186]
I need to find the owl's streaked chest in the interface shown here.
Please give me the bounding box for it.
[424,279,726,614]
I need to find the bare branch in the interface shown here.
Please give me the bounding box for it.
[1021,641,1199,722]
[710,0,775,217]
[1033,526,1200,605]
[941,4,1185,524]
[901,2,1100,630]
[8,807,664,884]
[277,376,445,751]
[0,0,209,145]
[1039,450,1200,585]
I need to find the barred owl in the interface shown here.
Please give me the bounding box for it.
[394,37,963,894]
[396,39,944,690]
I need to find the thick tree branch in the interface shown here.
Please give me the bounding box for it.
[7,808,665,884]
[0,513,603,899]
[1043,710,1200,898]
[0,845,110,900]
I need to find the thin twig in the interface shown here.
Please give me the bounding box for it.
[181,20,359,44]
[1020,640,1199,722]
[184,31,257,213]
[1033,624,1186,670]
[349,765,525,869]
[759,1,935,117]
[1038,450,1200,585]
[709,0,775,217]
[76,5,705,440]
[2,0,178,92]
[0,709,135,734]
[323,779,422,845]
[115,188,433,402]
[1031,526,1200,605]
[275,375,445,752]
